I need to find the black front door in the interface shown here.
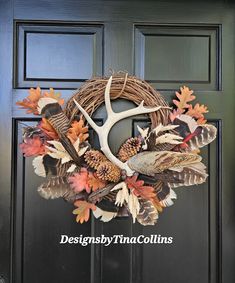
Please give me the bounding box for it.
[0,1,235,282]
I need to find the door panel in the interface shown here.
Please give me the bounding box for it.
[0,1,234,283]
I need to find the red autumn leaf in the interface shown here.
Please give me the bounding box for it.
[73,200,96,224]
[20,136,46,157]
[125,175,156,200]
[88,172,107,191]
[38,118,59,140]
[68,168,91,193]
[173,86,196,110]
[67,118,89,144]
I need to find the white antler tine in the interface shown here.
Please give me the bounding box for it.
[104,76,114,115]
[73,99,100,132]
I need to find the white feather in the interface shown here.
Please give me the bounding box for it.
[153,123,179,135]
[93,207,117,222]
[67,164,77,173]
[155,133,183,145]
[128,192,140,223]
[137,125,149,139]
[37,97,58,114]
[111,182,129,206]
[32,156,46,177]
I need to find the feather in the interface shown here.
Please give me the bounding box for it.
[46,138,87,164]
[174,114,198,134]
[93,207,117,222]
[88,183,115,203]
[187,124,217,150]
[154,181,170,201]
[67,164,77,173]
[137,125,149,139]
[39,98,82,165]
[37,175,80,201]
[111,182,140,223]
[137,199,158,226]
[37,98,58,114]
[159,189,177,207]
[111,182,129,207]
[32,156,46,177]
[96,199,118,213]
[128,192,140,223]
[127,151,201,176]
[138,123,183,151]
[42,155,76,176]
[168,162,208,188]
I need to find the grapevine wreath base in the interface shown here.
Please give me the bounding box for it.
[17,74,217,225]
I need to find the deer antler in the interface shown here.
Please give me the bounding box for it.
[73,76,166,176]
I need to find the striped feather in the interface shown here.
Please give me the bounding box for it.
[187,124,217,151]
[137,199,158,226]
[168,162,208,188]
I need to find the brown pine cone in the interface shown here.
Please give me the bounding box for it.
[96,161,121,182]
[118,137,142,162]
[84,150,107,170]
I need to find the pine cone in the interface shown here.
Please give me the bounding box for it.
[96,161,121,182]
[118,137,142,162]
[84,150,107,170]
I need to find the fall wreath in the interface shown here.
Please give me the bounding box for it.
[17,74,217,225]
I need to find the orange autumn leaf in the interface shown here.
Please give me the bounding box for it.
[16,86,42,115]
[197,117,207,125]
[173,86,196,110]
[43,88,64,106]
[28,86,41,102]
[16,87,64,115]
[73,200,96,224]
[20,136,46,157]
[186,103,208,119]
[125,175,156,200]
[67,118,89,143]
[88,172,107,191]
[38,118,59,140]
[68,168,91,193]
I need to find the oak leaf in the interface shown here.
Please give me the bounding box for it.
[43,88,64,106]
[125,175,156,200]
[73,200,96,224]
[88,172,107,191]
[197,117,207,125]
[186,103,208,119]
[173,86,196,110]
[67,118,89,144]
[69,168,91,193]
[28,87,41,102]
[20,136,46,157]
[16,87,64,115]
